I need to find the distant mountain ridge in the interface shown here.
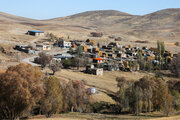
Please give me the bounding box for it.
[0,8,180,28]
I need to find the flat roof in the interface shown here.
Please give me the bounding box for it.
[28,30,44,33]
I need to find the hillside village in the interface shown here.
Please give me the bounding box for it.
[14,30,176,76]
[0,7,180,120]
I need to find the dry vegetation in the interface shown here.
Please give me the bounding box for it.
[55,69,179,92]
[30,113,180,120]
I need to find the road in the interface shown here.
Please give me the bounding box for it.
[22,56,40,67]
[22,48,69,66]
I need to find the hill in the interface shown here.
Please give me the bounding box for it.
[0,8,180,53]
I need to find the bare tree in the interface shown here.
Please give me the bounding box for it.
[49,62,62,75]
[40,76,63,118]
[34,52,53,68]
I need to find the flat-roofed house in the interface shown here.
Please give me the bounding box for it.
[36,44,51,51]
[58,39,72,48]
[27,30,44,36]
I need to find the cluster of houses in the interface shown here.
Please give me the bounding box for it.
[14,30,175,76]
[14,44,51,54]
[55,38,174,75]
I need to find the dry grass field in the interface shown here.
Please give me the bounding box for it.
[55,69,179,93]
[30,113,180,120]
[55,69,149,92]
[53,69,180,104]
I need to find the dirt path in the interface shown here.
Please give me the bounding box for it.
[22,56,40,67]
[149,116,180,120]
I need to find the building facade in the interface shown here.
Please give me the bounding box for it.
[27,30,44,36]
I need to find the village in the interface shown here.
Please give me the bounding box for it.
[1,2,180,119]
[14,30,175,76]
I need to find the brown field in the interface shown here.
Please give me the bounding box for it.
[55,69,179,92]
[53,69,180,104]
[55,69,149,92]
[30,113,180,120]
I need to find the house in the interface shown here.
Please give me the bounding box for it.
[86,64,103,75]
[93,58,105,64]
[92,47,99,53]
[108,42,118,47]
[72,40,83,46]
[101,52,108,58]
[27,30,44,36]
[87,88,96,95]
[91,68,103,75]
[86,64,95,72]
[86,39,96,45]
[58,39,72,48]
[103,62,119,71]
[83,45,88,52]
[87,68,103,75]
[108,53,117,58]
[54,53,74,61]
[36,44,51,51]
[14,45,35,54]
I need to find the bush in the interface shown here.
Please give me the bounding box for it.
[175,42,179,46]
[90,102,104,113]
[62,59,73,68]
[171,90,180,111]
[90,32,103,37]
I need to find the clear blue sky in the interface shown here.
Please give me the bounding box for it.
[0,0,180,20]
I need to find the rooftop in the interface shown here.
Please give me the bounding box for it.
[28,30,44,33]
[93,58,104,60]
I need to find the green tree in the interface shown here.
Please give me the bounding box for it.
[116,77,127,112]
[157,41,165,69]
[76,46,84,57]
[137,51,145,70]
[171,90,180,111]
[62,59,73,69]
[40,76,63,118]
[170,55,180,78]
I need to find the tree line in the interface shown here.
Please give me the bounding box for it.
[0,64,90,120]
[0,64,180,119]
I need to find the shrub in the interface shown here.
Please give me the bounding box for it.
[90,102,104,113]
[90,32,103,37]
[62,59,73,69]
